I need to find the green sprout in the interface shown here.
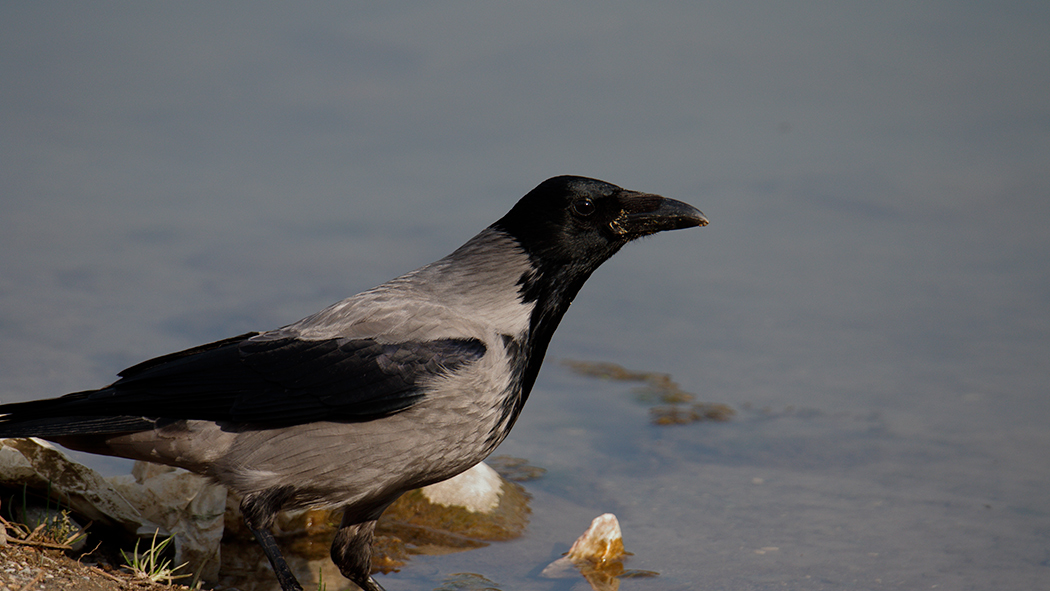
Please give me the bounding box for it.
[120,529,189,584]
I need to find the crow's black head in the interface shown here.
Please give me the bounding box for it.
[492,175,708,406]
[495,175,707,278]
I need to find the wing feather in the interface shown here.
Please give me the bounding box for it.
[0,333,486,434]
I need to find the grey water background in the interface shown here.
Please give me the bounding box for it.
[2,3,1048,590]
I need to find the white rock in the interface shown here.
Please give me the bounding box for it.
[421,461,503,513]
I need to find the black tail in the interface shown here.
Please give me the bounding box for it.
[0,391,155,438]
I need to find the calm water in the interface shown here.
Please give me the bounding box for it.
[2,4,1048,590]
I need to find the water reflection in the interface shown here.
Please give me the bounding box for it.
[220,461,534,591]
[563,360,735,425]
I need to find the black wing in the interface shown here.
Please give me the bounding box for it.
[0,332,486,434]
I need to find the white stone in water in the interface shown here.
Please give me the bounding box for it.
[421,461,503,513]
[541,512,628,580]
[566,513,626,564]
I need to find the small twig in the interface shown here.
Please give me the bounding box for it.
[16,571,45,591]
[21,523,47,544]
[62,519,91,546]
[76,539,104,564]
[5,536,73,550]
[90,566,127,583]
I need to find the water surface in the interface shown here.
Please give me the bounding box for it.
[2,3,1048,589]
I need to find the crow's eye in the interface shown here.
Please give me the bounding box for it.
[572,198,596,217]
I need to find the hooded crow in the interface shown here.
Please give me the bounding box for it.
[0,175,707,591]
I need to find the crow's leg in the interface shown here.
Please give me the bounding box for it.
[248,523,304,591]
[241,489,304,591]
[360,574,387,591]
[331,513,386,591]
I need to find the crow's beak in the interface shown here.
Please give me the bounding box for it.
[612,192,708,239]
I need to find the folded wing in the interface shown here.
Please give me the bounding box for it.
[0,332,486,436]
